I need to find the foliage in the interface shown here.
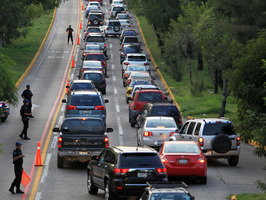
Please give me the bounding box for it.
[256,166,266,193]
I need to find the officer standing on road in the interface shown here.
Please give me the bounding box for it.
[66,25,74,45]
[19,100,32,140]
[9,142,25,194]
[21,85,34,116]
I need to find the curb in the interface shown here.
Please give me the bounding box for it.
[15,8,57,88]
[231,195,237,200]
[134,15,181,112]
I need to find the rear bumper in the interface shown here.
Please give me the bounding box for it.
[203,148,240,158]
[164,162,207,177]
[58,150,102,162]
[140,138,167,147]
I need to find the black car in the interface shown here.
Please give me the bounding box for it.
[120,45,142,64]
[87,146,168,199]
[136,102,182,129]
[88,12,104,26]
[120,29,138,42]
[80,71,107,94]
[138,182,195,200]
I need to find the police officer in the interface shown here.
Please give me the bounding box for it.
[9,142,25,194]
[19,100,32,140]
[21,85,34,116]
[66,25,74,45]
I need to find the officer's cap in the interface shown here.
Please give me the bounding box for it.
[16,142,22,146]
[26,85,30,87]
[23,99,30,103]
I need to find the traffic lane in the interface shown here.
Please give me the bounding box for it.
[0,0,80,199]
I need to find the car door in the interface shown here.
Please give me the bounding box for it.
[91,150,106,187]
[103,150,116,178]
[183,122,196,141]
[177,122,190,141]
[192,122,202,142]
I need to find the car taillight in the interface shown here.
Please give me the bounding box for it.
[126,79,131,85]
[67,105,77,110]
[104,137,109,147]
[143,131,153,137]
[100,21,103,24]
[103,61,107,66]
[169,132,175,136]
[95,105,105,110]
[156,168,167,175]
[129,25,131,27]
[237,136,240,146]
[122,44,124,48]
[88,21,91,24]
[122,53,125,56]
[179,117,183,125]
[58,137,62,148]
[114,168,129,175]
[124,62,130,65]
[104,43,106,48]
[111,12,113,15]
[83,52,86,57]
[144,62,149,66]
[85,43,87,46]
[197,158,206,163]
[124,74,129,78]
[198,137,204,146]
[81,68,86,72]
[161,157,168,163]
[127,90,132,94]
[106,27,109,30]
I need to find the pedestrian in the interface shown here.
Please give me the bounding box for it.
[19,100,32,140]
[21,85,34,116]
[9,142,25,194]
[66,25,74,45]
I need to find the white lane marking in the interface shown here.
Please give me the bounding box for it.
[116,104,120,112]
[44,153,52,166]
[111,54,113,59]
[113,76,116,81]
[114,88,117,94]
[117,116,123,135]
[69,73,74,81]
[58,115,64,127]
[40,153,51,183]
[105,9,108,13]
[110,43,112,48]
[112,64,114,70]
[35,192,42,200]
[60,104,66,112]
[51,136,57,149]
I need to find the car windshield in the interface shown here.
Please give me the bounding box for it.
[151,106,180,116]
[130,80,152,87]
[83,73,103,81]
[120,153,162,168]
[128,65,146,71]
[138,92,163,102]
[61,119,105,134]
[124,46,141,54]
[146,118,176,128]
[164,143,201,154]
[69,95,102,106]
[85,54,105,61]
[123,31,137,36]
[150,193,192,200]
[124,37,139,43]
[71,83,94,90]
[86,36,105,42]
[203,123,235,135]
[128,56,146,61]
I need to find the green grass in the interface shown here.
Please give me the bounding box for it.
[4,10,54,82]
[236,193,266,200]
[137,16,238,120]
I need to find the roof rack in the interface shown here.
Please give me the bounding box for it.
[147,182,188,189]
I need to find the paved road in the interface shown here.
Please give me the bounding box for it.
[0,0,265,200]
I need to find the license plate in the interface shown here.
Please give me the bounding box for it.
[82,110,92,114]
[79,152,88,155]
[138,173,147,178]
[178,159,188,164]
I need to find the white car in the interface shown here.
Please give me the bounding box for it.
[88,2,101,9]
[118,19,132,29]
[122,53,151,71]
[116,13,130,20]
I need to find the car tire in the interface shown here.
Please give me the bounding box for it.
[199,176,207,184]
[105,180,116,200]
[131,122,136,127]
[93,19,99,26]
[228,156,239,166]
[1,117,7,122]
[113,26,120,32]
[57,154,64,168]
[88,172,98,194]
[211,133,232,154]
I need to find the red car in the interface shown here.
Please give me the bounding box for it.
[159,141,207,184]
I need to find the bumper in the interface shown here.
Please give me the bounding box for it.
[203,148,240,158]
[105,31,122,35]
[164,162,207,177]
[140,138,167,147]
[58,150,102,162]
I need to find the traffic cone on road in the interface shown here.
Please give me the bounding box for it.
[77,35,80,45]
[81,3,84,10]
[35,142,42,166]
[66,79,70,94]
[80,21,82,29]
[71,56,75,68]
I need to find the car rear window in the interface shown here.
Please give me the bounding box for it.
[86,36,105,42]
[112,7,124,11]
[83,73,103,81]
[203,123,235,135]
[146,118,176,128]
[83,62,102,67]
[151,106,180,116]
[128,56,146,61]
[71,83,94,90]
[108,21,121,26]
[138,92,163,102]
[151,193,192,200]
[120,153,162,168]
[85,54,105,61]
[85,46,101,51]
[124,46,141,54]
[61,119,105,134]
[164,143,200,154]
[123,31,137,36]
[124,37,139,43]
[128,65,146,71]
[69,95,102,106]
[130,80,152,87]
[89,14,102,20]
[131,73,150,79]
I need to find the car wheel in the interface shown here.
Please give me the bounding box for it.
[131,122,136,127]
[57,154,64,168]
[211,133,232,153]
[105,180,116,200]
[228,156,239,166]
[199,176,207,184]
[93,19,99,26]
[1,117,7,122]
[113,26,120,32]
[88,172,98,194]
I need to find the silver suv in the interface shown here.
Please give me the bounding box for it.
[170,118,240,166]
[105,20,122,37]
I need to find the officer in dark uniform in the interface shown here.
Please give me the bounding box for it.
[9,142,25,194]
[19,100,32,140]
[66,25,74,45]
[21,85,34,116]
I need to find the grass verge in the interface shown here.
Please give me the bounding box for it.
[137,16,238,120]
[4,10,54,82]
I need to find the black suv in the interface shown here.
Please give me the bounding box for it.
[137,102,182,129]
[87,146,167,199]
[80,70,107,94]
[88,12,104,26]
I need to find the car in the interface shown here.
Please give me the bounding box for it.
[83,51,108,76]
[89,0,103,6]
[111,0,124,7]
[136,102,182,129]
[137,117,179,148]
[53,117,113,168]
[159,141,207,184]
[84,33,107,56]
[79,60,104,76]
[62,90,108,124]
[137,182,195,200]
[116,13,130,20]
[128,88,166,125]
[0,101,9,122]
[169,118,240,166]
[128,85,160,100]
[120,45,142,64]
[84,26,102,38]
[121,36,141,49]
[120,29,138,42]
[122,64,149,87]
[82,44,102,56]
[122,53,151,71]
[118,19,132,29]
[66,80,96,95]
[87,12,104,26]
[86,5,100,18]
[87,146,168,199]
[126,71,153,86]
[88,1,101,8]
[105,20,122,37]
[79,70,107,94]
[110,6,126,18]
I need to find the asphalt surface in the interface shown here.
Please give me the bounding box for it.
[0,0,265,200]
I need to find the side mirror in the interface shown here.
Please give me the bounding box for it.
[105,38,108,40]
[105,75,109,78]
[62,99,66,103]
[148,59,151,62]
[77,75,81,79]
[104,99,109,103]
[119,49,122,51]
[66,85,70,88]
[91,155,98,161]
[106,128,113,132]
[106,58,109,60]
[53,127,60,132]
[127,97,132,101]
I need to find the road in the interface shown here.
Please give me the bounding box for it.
[0,0,265,200]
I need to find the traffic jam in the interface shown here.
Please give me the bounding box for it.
[55,0,241,199]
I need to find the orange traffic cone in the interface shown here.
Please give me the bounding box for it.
[66,79,70,94]
[77,35,80,45]
[71,56,75,68]
[80,21,82,29]
[35,142,42,166]
[81,3,84,10]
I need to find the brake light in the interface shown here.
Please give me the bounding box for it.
[156,168,167,175]
[100,21,103,24]
[122,44,124,48]
[198,137,204,146]
[169,132,175,136]
[126,79,131,85]
[237,136,240,146]
[129,25,131,27]
[85,43,87,46]
[88,21,91,24]
[83,52,86,57]
[58,137,62,148]
[122,53,125,56]
[104,137,109,147]
[81,68,86,72]
[114,168,129,175]
[94,105,105,110]
[124,62,129,65]
[144,62,149,66]
[106,27,109,30]
[197,158,206,163]
[124,74,129,78]
[143,131,153,137]
[179,117,182,125]
[103,61,107,66]
[161,157,168,163]
[104,43,106,48]
[67,105,77,110]
[127,90,132,94]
